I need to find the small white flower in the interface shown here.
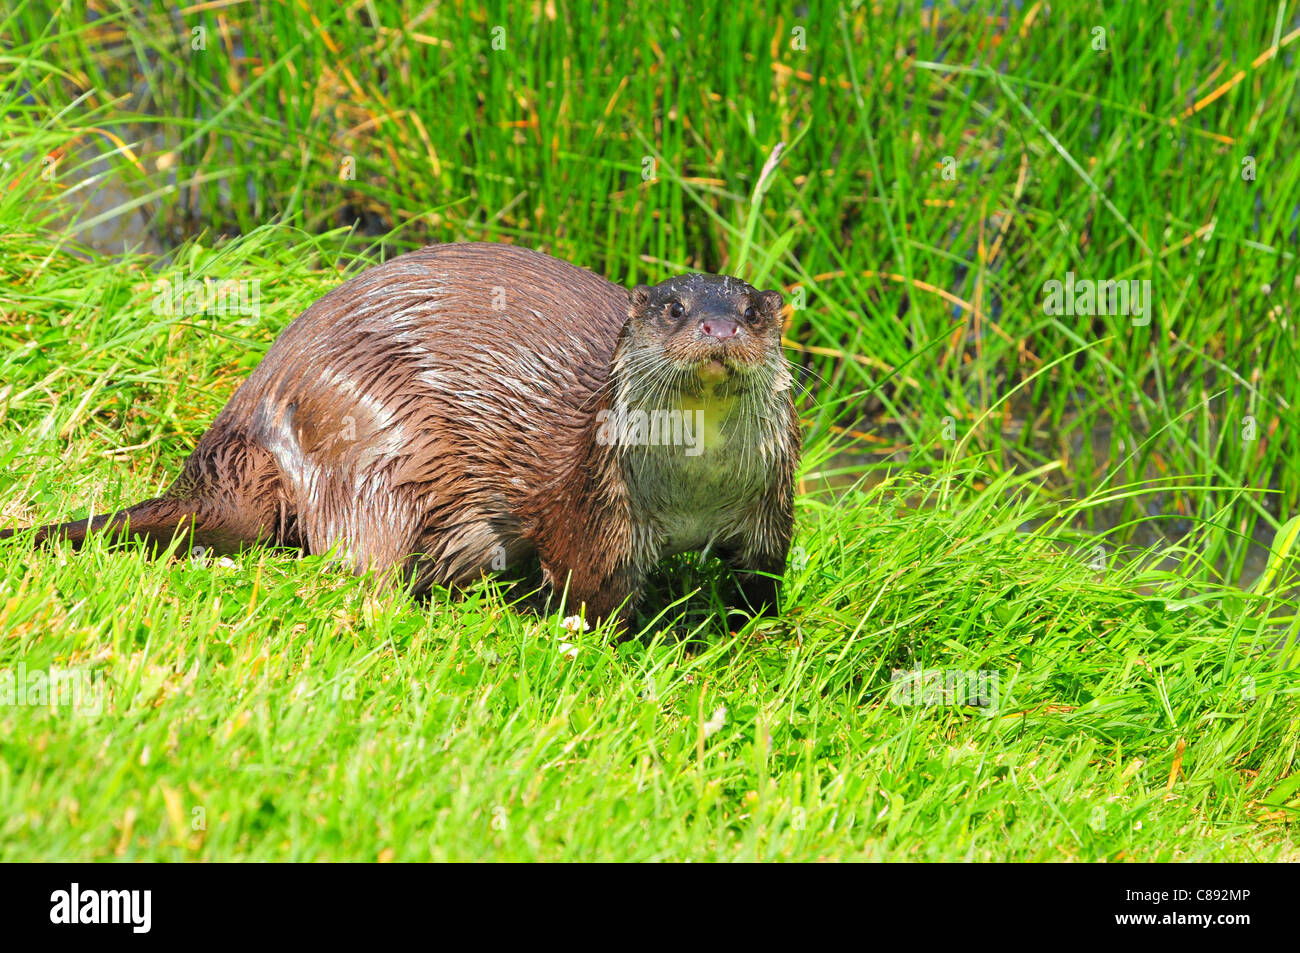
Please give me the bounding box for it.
[555,616,586,658]
[702,706,727,738]
[560,615,589,634]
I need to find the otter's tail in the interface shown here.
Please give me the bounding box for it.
[0,496,201,552]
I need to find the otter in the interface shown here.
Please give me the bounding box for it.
[1,243,800,629]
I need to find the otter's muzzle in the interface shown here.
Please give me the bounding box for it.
[698,314,740,340]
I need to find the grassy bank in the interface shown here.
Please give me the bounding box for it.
[1,1,1298,860]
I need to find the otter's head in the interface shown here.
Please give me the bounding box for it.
[621,274,785,389]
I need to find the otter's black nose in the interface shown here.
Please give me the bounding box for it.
[699,316,739,339]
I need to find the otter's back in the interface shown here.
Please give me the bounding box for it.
[201,243,630,566]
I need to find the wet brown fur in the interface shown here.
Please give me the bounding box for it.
[1,243,800,628]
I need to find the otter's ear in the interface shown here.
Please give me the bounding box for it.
[759,289,784,314]
[630,285,651,307]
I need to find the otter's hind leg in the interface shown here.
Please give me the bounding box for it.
[401,516,532,596]
[151,435,299,555]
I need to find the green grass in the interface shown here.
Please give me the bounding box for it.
[1,1,1299,860]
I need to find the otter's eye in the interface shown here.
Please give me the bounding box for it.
[744,306,756,321]
[669,301,685,318]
